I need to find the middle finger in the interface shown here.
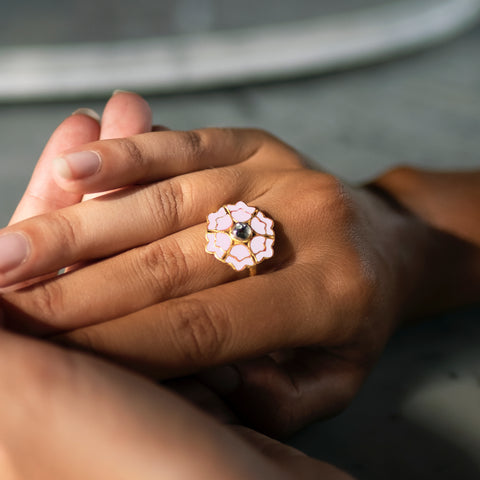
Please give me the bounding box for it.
[0,164,267,289]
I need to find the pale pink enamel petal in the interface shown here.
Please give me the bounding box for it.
[207,208,232,231]
[216,232,232,250]
[206,232,232,259]
[214,232,232,259]
[254,238,274,262]
[216,214,233,231]
[233,201,256,215]
[207,207,225,229]
[226,244,254,271]
[250,235,266,254]
[251,211,274,236]
[228,201,255,223]
[251,216,266,235]
[225,254,255,271]
[205,232,217,254]
[230,244,251,261]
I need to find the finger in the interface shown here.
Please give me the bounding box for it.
[51,264,329,377]
[100,91,152,140]
[9,110,100,225]
[82,91,153,202]
[0,162,267,288]
[198,352,364,438]
[51,128,281,193]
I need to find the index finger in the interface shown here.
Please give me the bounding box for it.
[51,128,273,194]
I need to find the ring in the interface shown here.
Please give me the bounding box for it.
[205,201,275,275]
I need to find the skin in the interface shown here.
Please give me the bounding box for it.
[2,95,480,440]
[0,329,354,480]
[0,94,354,479]
[10,91,152,224]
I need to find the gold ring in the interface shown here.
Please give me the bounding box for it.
[205,201,275,276]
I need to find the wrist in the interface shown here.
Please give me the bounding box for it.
[368,167,480,324]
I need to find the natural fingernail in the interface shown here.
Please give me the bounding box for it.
[112,89,133,96]
[53,151,101,180]
[0,233,30,274]
[72,108,101,122]
[198,365,241,396]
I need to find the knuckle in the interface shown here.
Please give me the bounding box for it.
[135,238,189,298]
[179,130,206,160]
[47,210,80,252]
[170,298,229,365]
[291,173,355,233]
[144,178,185,232]
[28,281,65,324]
[318,174,354,216]
[220,164,247,192]
[117,137,145,169]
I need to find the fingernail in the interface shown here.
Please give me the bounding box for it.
[198,365,241,396]
[53,151,101,180]
[0,233,30,274]
[72,108,101,122]
[112,89,133,96]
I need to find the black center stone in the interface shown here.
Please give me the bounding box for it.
[231,222,253,242]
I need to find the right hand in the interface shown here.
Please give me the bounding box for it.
[9,90,152,225]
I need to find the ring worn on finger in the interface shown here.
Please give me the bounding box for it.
[205,201,275,276]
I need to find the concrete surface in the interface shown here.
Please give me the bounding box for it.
[0,4,479,480]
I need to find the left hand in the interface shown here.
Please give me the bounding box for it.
[0,122,452,435]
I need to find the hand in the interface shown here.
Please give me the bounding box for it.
[2,118,477,436]
[0,328,353,480]
[9,91,152,226]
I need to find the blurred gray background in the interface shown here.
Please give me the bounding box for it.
[1,1,480,479]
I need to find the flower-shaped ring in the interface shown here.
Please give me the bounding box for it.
[205,201,275,275]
